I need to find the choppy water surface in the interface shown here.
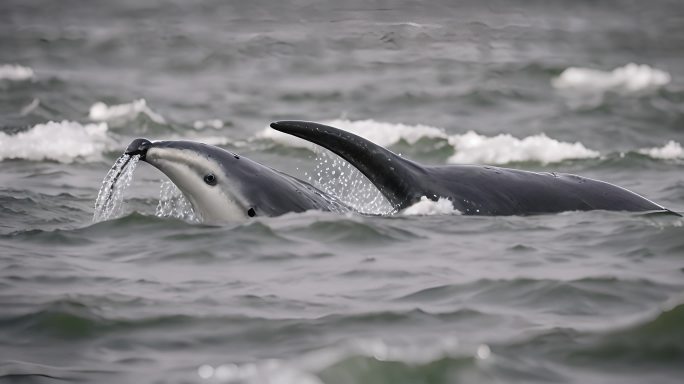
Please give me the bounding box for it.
[1,1,684,383]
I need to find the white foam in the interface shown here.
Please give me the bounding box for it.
[258,126,314,149]
[0,64,35,81]
[193,119,224,130]
[261,119,599,165]
[401,196,461,216]
[447,131,600,165]
[0,120,112,163]
[323,119,448,147]
[88,99,166,124]
[552,63,671,94]
[638,140,684,160]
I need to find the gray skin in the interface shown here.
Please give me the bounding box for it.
[125,138,347,222]
[270,121,678,216]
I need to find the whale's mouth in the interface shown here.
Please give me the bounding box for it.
[125,138,152,160]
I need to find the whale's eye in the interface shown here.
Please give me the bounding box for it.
[247,207,256,217]
[203,173,217,186]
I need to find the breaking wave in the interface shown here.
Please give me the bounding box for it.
[3,118,680,167]
[447,131,599,165]
[638,141,684,160]
[552,63,671,94]
[0,120,113,163]
[0,64,35,81]
[260,119,601,165]
[88,99,166,125]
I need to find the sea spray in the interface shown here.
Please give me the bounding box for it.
[156,180,199,222]
[93,154,141,222]
[308,150,394,215]
[401,196,461,216]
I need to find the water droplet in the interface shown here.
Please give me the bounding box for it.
[476,344,491,359]
[155,180,199,222]
[197,364,214,379]
[302,149,393,215]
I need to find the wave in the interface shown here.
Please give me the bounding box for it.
[289,216,421,243]
[0,297,269,340]
[0,64,35,81]
[259,119,447,150]
[495,301,684,371]
[5,294,681,382]
[195,336,486,384]
[88,99,166,125]
[0,120,114,163]
[447,131,599,165]
[552,63,671,94]
[569,300,684,364]
[3,117,678,166]
[0,113,230,164]
[638,140,684,160]
[260,119,684,165]
[193,119,224,130]
[321,120,599,164]
[259,119,599,165]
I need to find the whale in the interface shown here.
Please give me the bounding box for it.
[269,121,676,216]
[124,138,347,222]
[122,121,675,222]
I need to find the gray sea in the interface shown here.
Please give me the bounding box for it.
[1,1,684,383]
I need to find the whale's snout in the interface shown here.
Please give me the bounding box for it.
[125,138,152,160]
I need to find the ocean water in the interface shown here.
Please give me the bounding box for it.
[1,1,684,383]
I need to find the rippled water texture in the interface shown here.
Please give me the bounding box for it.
[1,1,684,383]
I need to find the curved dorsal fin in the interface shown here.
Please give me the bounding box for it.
[270,121,423,210]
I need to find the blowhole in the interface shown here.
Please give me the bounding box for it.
[247,207,256,217]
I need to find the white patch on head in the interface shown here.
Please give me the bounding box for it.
[145,146,248,222]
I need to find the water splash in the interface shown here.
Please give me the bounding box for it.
[307,150,394,215]
[155,180,199,223]
[401,196,461,216]
[92,154,140,222]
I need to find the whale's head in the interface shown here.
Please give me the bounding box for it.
[126,138,258,222]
